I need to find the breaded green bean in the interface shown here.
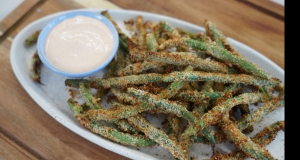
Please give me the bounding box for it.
[106,47,130,78]
[175,90,223,104]
[180,136,192,159]
[159,65,193,97]
[216,121,284,160]
[191,126,230,145]
[152,21,163,41]
[251,120,284,146]
[181,83,241,144]
[25,30,41,47]
[120,66,215,143]
[205,20,243,58]
[127,87,196,122]
[65,71,280,89]
[112,65,192,106]
[112,119,143,134]
[219,115,275,160]
[115,33,165,76]
[212,120,283,160]
[128,39,233,74]
[101,10,129,51]
[132,51,231,73]
[117,61,165,76]
[110,87,187,117]
[192,98,284,145]
[275,82,285,99]
[200,92,267,127]
[186,38,271,79]
[159,21,181,39]
[110,87,137,104]
[205,20,224,49]
[119,34,129,51]
[146,33,159,52]
[105,59,117,78]
[165,114,180,142]
[237,99,284,131]
[180,81,218,141]
[88,120,156,147]
[180,85,236,142]
[176,27,198,39]
[127,115,186,160]
[158,37,271,79]
[30,51,42,83]
[79,81,102,109]
[212,83,242,107]
[235,104,254,133]
[68,98,84,114]
[67,98,156,147]
[180,81,219,144]
[101,10,122,35]
[205,19,243,68]
[116,48,130,69]
[135,15,147,48]
[161,66,193,143]
[84,101,147,121]
[230,88,254,133]
[180,108,216,143]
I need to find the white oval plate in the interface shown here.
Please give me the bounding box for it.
[10,9,284,160]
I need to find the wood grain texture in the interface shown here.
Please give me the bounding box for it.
[246,0,284,17]
[0,127,39,160]
[0,131,33,160]
[0,0,40,37]
[0,0,129,159]
[110,0,284,69]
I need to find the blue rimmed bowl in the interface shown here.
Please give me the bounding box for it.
[37,11,119,78]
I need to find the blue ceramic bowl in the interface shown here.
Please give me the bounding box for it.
[37,11,119,78]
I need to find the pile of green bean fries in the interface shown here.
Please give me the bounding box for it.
[26,10,284,160]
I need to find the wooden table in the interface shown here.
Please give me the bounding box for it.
[0,0,284,159]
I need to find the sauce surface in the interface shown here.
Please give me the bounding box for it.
[45,15,114,73]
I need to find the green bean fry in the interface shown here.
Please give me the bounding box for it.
[25,30,41,47]
[30,51,42,83]
[32,10,283,160]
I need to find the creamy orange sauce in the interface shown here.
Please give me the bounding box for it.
[45,15,114,73]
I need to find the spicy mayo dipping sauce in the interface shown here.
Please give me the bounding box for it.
[46,15,114,73]
[37,11,119,77]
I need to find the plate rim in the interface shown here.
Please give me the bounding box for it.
[10,8,285,160]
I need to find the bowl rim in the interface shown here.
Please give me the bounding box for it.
[37,10,119,78]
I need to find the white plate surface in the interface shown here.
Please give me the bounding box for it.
[10,8,284,160]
